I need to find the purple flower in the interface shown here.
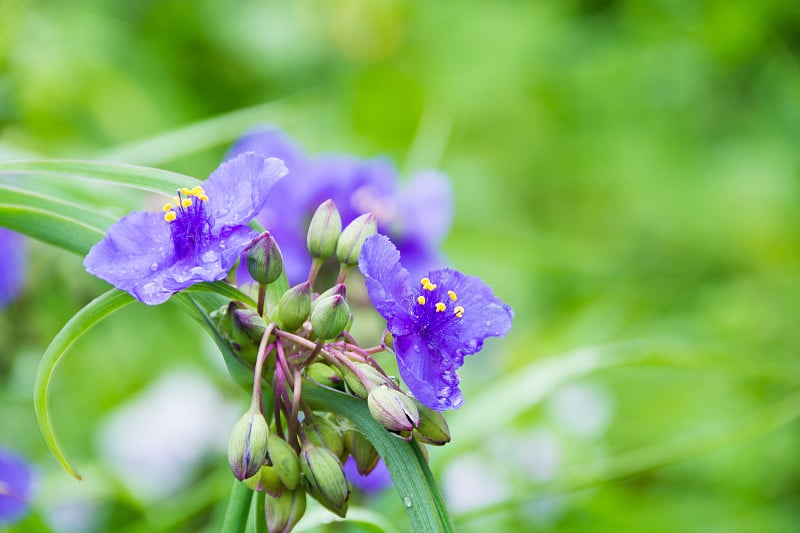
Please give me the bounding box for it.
[343,457,392,494]
[227,128,452,283]
[359,234,513,410]
[0,228,25,308]
[0,447,34,526]
[85,153,287,305]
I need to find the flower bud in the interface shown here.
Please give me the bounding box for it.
[266,488,307,533]
[268,433,301,491]
[300,444,350,518]
[342,363,392,399]
[246,231,284,285]
[230,304,267,364]
[311,284,346,311]
[412,401,451,446]
[228,408,270,481]
[310,295,350,340]
[302,414,345,460]
[276,282,311,331]
[306,200,342,260]
[306,362,343,389]
[343,425,380,475]
[248,464,284,497]
[367,386,420,435]
[335,213,377,266]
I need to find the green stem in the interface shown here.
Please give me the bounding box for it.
[254,490,267,533]
[222,480,253,533]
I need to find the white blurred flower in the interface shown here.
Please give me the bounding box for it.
[96,369,239,502]
[546,381,614,437]
[442,454,510,513]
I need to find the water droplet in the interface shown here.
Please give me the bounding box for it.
[149,262,158,271]
[403,496,412,508]
[485,320,492,327]
[412,344,421,353]
[201,250,219,263]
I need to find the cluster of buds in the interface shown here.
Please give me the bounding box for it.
[215,200,451,531]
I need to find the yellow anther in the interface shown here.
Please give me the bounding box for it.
[448,290,457,301]
[435,302,446,312]
[417,295,426,305]
[180,187,192,196]
[173,196,180,206]
[162,203,173,213]
[199,194,209,202]
[192,186,205,196]
[421,277,437,291]
[164,211,177,222]
[181,198,193,208]
[454,305,464,318]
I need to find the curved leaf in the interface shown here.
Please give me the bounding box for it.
[34,289,136,479]
[0,204,104,255]
[0,159,201,195]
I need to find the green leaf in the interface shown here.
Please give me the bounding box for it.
[0,159,201,195]
[297,504,401,533]
[34,289,136,479]
[0,204,104,255]
[189,282,258,309]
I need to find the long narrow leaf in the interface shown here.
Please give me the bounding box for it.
[0,160,201,195]
[0,204,104,255]
[34,289,136,479]
[0,184,117,228]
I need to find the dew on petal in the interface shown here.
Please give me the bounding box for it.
[149,262,158,272]
[201,250,219,263]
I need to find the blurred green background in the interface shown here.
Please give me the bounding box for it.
[2,0,800,532]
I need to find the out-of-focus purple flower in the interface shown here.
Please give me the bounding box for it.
[0,228,25,308]
[0,447,34,526]
[84,154,287,305]
[343,457,391,494]
[226,128,452,283]
[359,234,513,410]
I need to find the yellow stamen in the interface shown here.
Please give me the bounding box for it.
[199,194,209,202]
[162,203,173,212]
[435,302,446,312]
[164,211,177,222]
[192,186,205,196]
[172,196,180,206]
[417,295,426,305]
[454,305,464,318]
[421,277,438,291]
[181,198,193,208]
[180,187,192,196]
[448,290,457,301]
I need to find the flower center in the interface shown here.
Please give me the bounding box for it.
[162,186,213,259]
[416,277,464,319]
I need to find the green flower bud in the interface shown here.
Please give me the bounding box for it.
[306,362,343,389]
[310,294,350,340]
[342,363,392,399]
[343,425,380,475]
[307,199,342,260]
[302,414,345,460]
[268,433,301,491]
[228,408,270,481]
[266,488,307,533]
[311,284,346,312]
[277,281,311,331]
[248,464,284,497]
[300,444,350,518]
[246,231,284,285]
[367,386,420,435]
[412,401,451,446]
[335,213,377,266]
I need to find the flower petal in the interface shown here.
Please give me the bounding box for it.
[0,229,25,308]
[0,448,33,525]
[394,333,464,411]
[203,152,287,230]
[399,169,453,247]
[84,211,177,304]
[358,234,415,335]
[225,127,307,174]
[428,268,513,355]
